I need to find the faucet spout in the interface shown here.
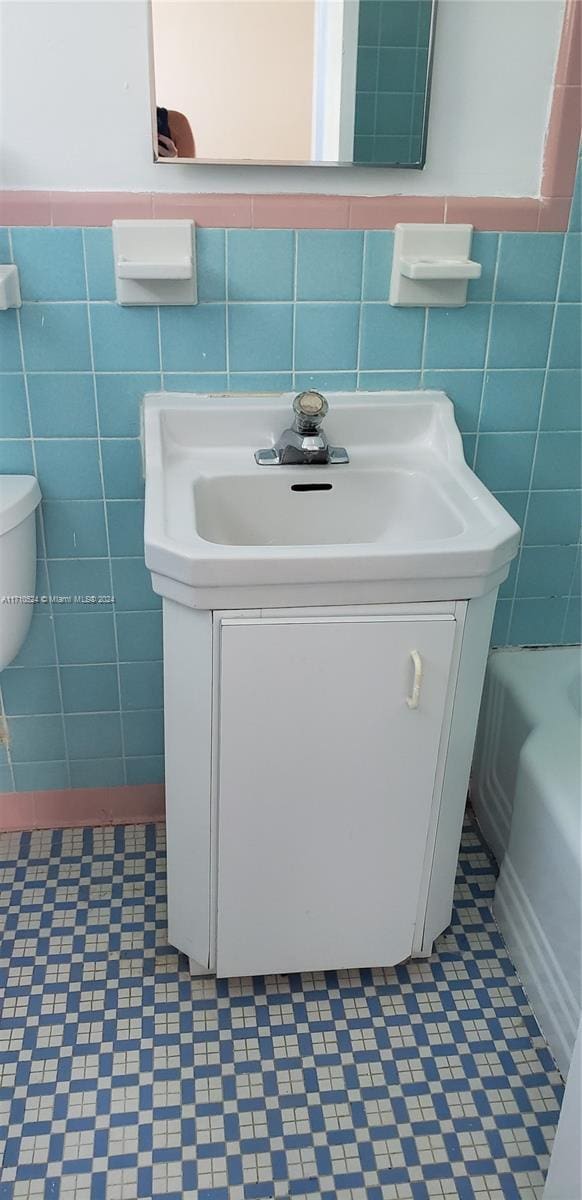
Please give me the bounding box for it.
[255,392,349,466]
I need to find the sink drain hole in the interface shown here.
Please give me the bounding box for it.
[290,483,333,492]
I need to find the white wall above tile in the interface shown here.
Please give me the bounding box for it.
[0,0,565,197]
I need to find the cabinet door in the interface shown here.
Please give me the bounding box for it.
[215,614,456,977]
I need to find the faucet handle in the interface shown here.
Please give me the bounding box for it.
[293,390,328,427]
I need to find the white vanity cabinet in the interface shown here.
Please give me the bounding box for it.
[162,593,496,979]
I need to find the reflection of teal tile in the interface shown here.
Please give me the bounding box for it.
[374,135,412,164]
[496,234,562,301]
[423,371,483,433]
[12,228,86,300]
[378,47,416,92]
[297,232,364,301]
[362,232,394,300]
[489,304,553,369]
[375,93,413,136]
[559,235,581,302]
[541,371,582,430]
[353,136,375,164]
[355,93,375,137]
[509,597,568,645]
[474,433,536,491]
[358,0,380,44]
[425,306,489,369]
[356,46,378,91]
[295,304,359,371]
[480,370,544,432]
[563,597,581,644]
[380,0,420,45]
[228,231,294,301]
[360,305,424,370]
[550,305,581,369]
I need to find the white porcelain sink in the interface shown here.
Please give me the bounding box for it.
[143,391,520,608]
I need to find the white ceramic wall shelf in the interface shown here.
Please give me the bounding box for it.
[0,265,21,310]
[112,219,197,305]
[390,223,481,307]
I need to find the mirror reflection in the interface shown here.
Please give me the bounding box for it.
[151,0,436,167]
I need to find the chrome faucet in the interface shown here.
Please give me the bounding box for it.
[255,392,349,466]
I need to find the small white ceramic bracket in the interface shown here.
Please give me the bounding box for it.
[113,219,197,305]
[389,223,481,307]
[0,265,21,310]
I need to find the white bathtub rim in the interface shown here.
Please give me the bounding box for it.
[494,854,579,1080]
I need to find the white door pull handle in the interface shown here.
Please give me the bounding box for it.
[406,650,423,709]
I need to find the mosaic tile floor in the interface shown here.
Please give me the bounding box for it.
[0,812,564,1200]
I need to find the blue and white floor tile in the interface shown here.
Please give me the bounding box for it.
[0,813,564,1199]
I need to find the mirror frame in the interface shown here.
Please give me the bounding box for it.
[148,0,438,170]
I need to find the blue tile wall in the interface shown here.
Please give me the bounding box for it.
[0,189,580,793]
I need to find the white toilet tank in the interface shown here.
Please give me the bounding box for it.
[0,476,42,670]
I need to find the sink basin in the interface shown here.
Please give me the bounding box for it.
[143,391,520,608]
[194,468,465,547]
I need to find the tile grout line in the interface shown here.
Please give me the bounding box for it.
[354,233,365,387]
[507,232,570,644]
[224,231,230,387]
[472,233,501,474]
[8,227,71,792]
[81,228,128,786]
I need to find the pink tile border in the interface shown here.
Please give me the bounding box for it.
[0,784,165,832]
[0,2,579,235]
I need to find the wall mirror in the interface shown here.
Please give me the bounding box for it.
[150,0,437,168]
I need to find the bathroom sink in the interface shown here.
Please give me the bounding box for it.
[193,468,464,547]
[143,391,520,608]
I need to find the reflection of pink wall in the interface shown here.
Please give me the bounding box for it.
[152,0,315,161]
